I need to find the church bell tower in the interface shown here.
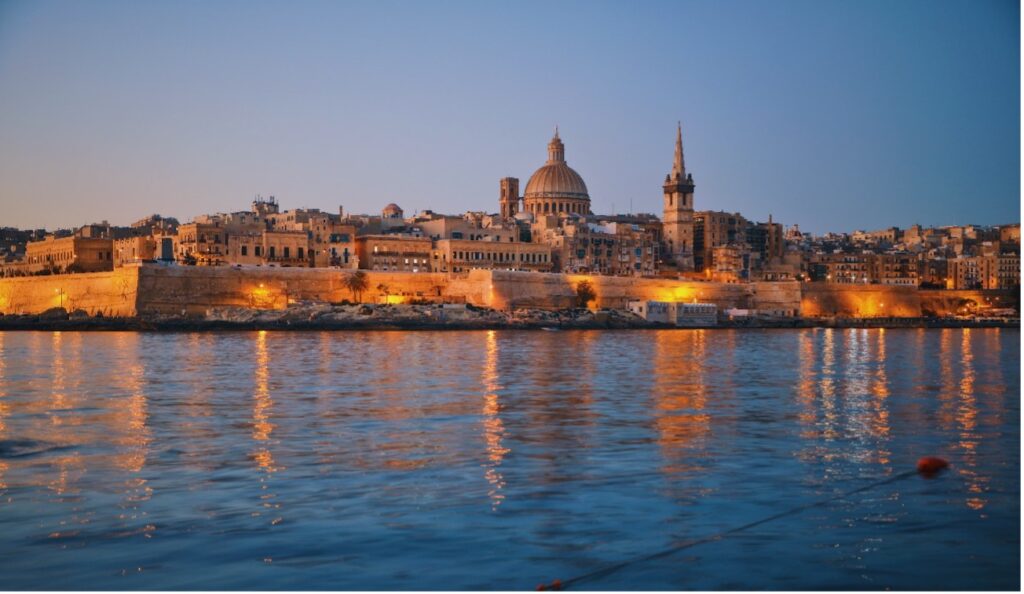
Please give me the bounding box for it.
[663,123,695,271]
[499,177,520,219]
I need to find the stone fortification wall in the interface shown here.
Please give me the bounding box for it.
[800,284,921,317]
[751,282,803,315]
[135,266,450,314]
[0,267,140,317]
[918,289,1017,316]
[5,265,1003,320]
[479,270,756,311]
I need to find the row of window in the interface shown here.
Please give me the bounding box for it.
[528,201,587,215]
[450,251,549,263]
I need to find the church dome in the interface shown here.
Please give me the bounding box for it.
[524,162,589,200]
[522,129,591,216]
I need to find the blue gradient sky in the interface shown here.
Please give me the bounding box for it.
[0,0,1019,232]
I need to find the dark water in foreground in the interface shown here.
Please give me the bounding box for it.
[0,329,1018,590]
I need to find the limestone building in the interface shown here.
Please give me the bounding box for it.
[3,234,114,275]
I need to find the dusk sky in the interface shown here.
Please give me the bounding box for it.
[0,0,1018,233]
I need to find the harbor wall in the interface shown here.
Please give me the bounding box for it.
[0,267,140,317]
[134,266,451,315]
[799,283,921,317]
[0,264,1014,319]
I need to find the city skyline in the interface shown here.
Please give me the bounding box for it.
[0,0,1019,233]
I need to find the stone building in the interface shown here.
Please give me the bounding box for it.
[867,253,919,286]
[694,211,748,272]
[10,235,114,275]
[113,236,159,267]
[432,239,552,273]
[948,255,1021,290]
[355,235,433,272]
[710,243,754,282]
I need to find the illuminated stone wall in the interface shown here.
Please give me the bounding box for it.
[800,284,921,317]
[919,289,1017,316]
[0,267,139,316]
[4,265,1007,319]
[478,270,755,310]
[134,266,451,314]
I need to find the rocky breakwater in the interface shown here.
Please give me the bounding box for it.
[0,303,660,331]
[196,302,656,330]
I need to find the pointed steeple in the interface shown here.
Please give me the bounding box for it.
[672,121,686,179]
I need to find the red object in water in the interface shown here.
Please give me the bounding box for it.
[917,456,950,476]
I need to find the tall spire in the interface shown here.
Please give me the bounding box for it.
[672,121,686,179]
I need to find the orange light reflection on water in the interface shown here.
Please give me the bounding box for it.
[481,330,509,510]
[652,330,710,477]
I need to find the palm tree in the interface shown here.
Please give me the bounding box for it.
[377,283,392,303]
[343,270,369,303]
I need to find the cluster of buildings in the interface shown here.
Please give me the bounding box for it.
[791,223,1021,290]
[2,125,1019,291]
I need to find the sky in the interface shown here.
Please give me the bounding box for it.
[0,0,1019,233]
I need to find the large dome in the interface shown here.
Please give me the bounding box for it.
[524,162,589,200]
[522,129,591,216]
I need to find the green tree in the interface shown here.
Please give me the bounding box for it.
[575,280,597,309]
[343,270,369,303]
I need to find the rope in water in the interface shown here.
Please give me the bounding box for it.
[537,466,930,591]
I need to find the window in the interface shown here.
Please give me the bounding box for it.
[241,246,248,256]
[297,247,304,259]
[269,246,276,258]
[284,247,290,259]
[256,246,262,257]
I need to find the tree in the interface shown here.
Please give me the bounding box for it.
[343,270,369,303]
[377,283,391,303]
[575,280,597,309]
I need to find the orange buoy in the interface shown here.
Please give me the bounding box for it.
[917,456,949,476]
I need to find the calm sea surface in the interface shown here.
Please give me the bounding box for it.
[0,329,1018,590]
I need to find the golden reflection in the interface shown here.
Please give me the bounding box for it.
[819,328,838,440]
[937,329,957,430]
[111,333,154,533]
[796,330,817,436]
[956,329,985,510]
[251,331,282,526]
[652,330,710,476]
[0,333,7,488]
[114,333,152,474]
[51,332,66,421]
[252,330,278,473]
[481,330,509,510]
[47,331,86,499]
[868,329,891,466]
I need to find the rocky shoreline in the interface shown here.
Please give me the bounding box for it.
[0,303,1017,331]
